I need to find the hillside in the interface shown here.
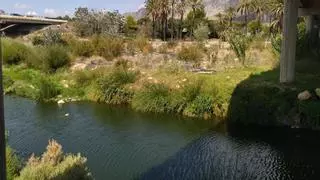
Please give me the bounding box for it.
[123,0,239,20]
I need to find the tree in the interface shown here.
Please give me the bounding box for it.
[269,0,284,32]
[170,0,176,40]
[188,0,204,36]
[225,7,235,26]
[146,0,159,38]
[124,16,138,35]
[160,0,170,40]
[252,0,264,24]
[237,0,253,33]
[177,0,187,39]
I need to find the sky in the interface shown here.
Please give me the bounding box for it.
[1,0,145,17]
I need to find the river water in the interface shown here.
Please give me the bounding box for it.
[4,96,320,180]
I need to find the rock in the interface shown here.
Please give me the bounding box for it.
[57,100,65,104]
[315,88,320,98]
[65,113,69,117]
[297,90,312,101]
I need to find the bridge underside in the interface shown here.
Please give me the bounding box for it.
[0,23,47,36]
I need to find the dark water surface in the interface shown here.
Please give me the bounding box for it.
[5,96,320,180]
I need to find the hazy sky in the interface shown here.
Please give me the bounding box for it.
[1,0,145,17]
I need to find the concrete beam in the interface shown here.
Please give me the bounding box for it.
[280,0,299,83]
[299,8,320,16]
[0,15,67,25]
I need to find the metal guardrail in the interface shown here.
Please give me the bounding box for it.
[0,15,67,25]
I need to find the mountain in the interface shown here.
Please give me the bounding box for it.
[124,0,240,20]
[123,8,146,20]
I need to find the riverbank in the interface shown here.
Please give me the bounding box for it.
[3,64,272,123]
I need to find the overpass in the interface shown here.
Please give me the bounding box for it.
[0,15,67,36]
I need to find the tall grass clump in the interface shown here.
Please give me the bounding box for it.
[224,29,252,65]
[42,45,70,72]
[132,83,171,113]
[92,35,124,60]
[6,146,22,180]
[32,29,66,46]
[2,38,31,65]
[68,38,95,57]
[177,45,203,64]
[184,94,213,118]
[127,36,153,54]
[16,140,92,180]
[97,62,138,104]
[36,77,61,102]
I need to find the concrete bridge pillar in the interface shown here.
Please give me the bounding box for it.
[280,0,299,83]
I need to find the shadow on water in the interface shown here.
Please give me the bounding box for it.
[140,124,320,180]
[141,60,320,180]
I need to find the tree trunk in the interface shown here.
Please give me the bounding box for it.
[179,12,184,39]
[245,10,248,33]
[152,16,156,39]
[171,0,175,41]
[192,7,196,37]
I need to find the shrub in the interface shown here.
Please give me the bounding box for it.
[71,40,95,57]
[177,45,203,63]
[97,66,137,104]
[132,83,171,113]
[194,23,210,41]
[248,20,262,35]
[6,146,21,180]
[184,94,213,118]
[16,140,92,180]
[127,36,152,54]
[92,35,124,60]
[224,29,252,65]
[36,77,61,101]
[32,29,66,46]
[2,38,31,65]
[43,45,70,72]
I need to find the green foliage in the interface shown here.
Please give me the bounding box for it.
[69,39,95,57]
[177,45,203,63]
[224,30,252,65]
[16,140,92,180]
[2,38,31,65]
[127,36,152,54]
[32,29,66,46]
[36,77,60,102]
[74,7,124,37]
[6,146,21,180]
[124,16,138,36]
[271,33,282,56]
[185,6,207,35]
[43,45,71,72]
[248,20,262,35]
[97,65,137,104]
[194,23,209,41]
[184,94,213,117]
[92,35,124,60]
[132,83,171,113]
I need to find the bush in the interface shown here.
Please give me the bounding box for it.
[224,29,252,65]
[43,45,70,72]
[184,94,213,117]
[70,40,95,57]
[127,36,152,54]
[32,29,66,46]
[248,20,262,35]
[132,83,171,113]
[36,77,61,101]
[92,35,124,60]
[177,45,203,63]
[2,38,31,65]
[194,23,210,41]
[6,146,21,180]
[16,140,92,180]
[97,66,137,104]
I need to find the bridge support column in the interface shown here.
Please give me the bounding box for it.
[280,0,299,83]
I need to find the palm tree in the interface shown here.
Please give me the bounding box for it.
[146,0,160,38]
[269,0,284,32]
[252,0,264,23]
[237,0,252,32]
[188,0,203,35]
[225,7,235,26]
[159,0,170,40]
[177,0,187,39]
[170,0,176,40]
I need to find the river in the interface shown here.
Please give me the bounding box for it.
[4,96,320,180]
